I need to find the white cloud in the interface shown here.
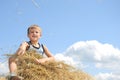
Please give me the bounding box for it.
[54,53,86,69]
[55,40,120,80]
[54,53,76,66]
[64,40,120,70]
[95,73,120,80]
[0,61,9,75]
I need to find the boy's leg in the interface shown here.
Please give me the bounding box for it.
[9,57,17,76]
[8,57,22,80]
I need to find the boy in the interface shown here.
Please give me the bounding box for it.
[8,24,54,80]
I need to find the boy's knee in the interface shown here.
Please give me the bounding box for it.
[9,57,16,63]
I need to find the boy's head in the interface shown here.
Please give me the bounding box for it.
[27,24,42,41]
[27,24,42,35]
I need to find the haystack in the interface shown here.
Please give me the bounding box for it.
[9,50,95,80]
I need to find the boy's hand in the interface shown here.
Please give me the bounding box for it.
[35,58,46,64]
[17,48,26,55]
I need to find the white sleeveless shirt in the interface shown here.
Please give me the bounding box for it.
[27,41,44,55]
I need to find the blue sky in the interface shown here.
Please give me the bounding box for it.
[0,0,120,80]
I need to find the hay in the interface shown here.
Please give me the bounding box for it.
[0,77,6,80]
[10,50,95,80]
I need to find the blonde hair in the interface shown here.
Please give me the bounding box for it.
[27,24,42,34]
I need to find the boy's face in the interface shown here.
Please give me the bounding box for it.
[27,28,41,42]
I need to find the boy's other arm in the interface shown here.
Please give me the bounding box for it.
[43,45,54,61]
[35,45,54,64]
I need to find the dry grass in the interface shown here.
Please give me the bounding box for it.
[1,50,95,80]
[0,77,6,80]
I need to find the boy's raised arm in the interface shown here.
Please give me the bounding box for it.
[16,42,29,56]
